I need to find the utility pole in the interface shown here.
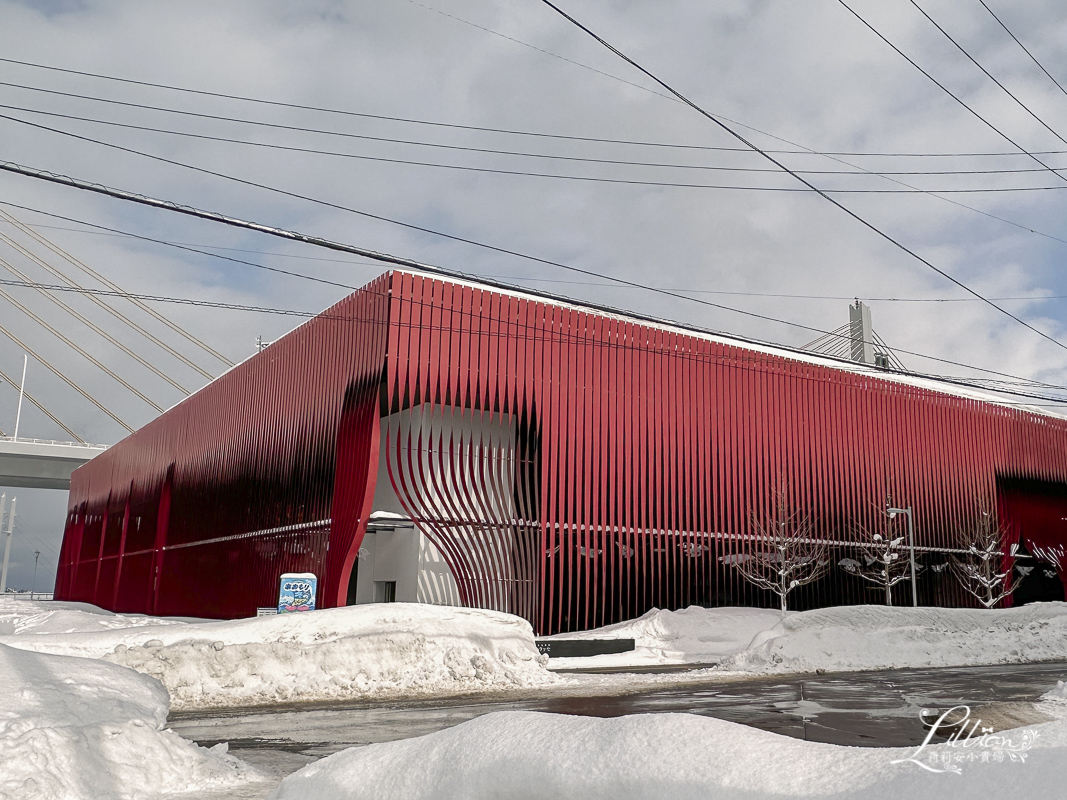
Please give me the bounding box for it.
[13,354,27,441]
[0,494,15,593]
[30,550,40,600]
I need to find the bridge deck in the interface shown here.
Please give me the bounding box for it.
[0,437,108,490]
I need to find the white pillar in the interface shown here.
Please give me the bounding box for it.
[849,301,874,365]
[0,495,14,593]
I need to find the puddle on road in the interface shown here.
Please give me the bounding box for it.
[169,660,1067,759]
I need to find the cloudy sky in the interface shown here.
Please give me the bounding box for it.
[4,0,1067,590]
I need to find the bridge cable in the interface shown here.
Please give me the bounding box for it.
[0,360,109,440]
[0,247,193,395]
[0,208,231,369]
[0,286,165,413]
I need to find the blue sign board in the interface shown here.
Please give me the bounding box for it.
[277,572,317,613]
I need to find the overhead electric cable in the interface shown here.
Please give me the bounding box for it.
[835,0,1067,186]
[5,116,1067,367]
[7,101,1067,183]
[0,167,1063,397]
[0,319,135,432]
[0,363,83,442]
[21,216,1067,291]
[9,96,1067,254]
[0,202,365,292]
[0,208,231,369]
[0,272,1064,401]
[978,0,1067,101]
[402,0,671,101]
[5,61,1067,158]
[909,0,1067,147]
[534,0,1067,356]
[9,107,1067,195]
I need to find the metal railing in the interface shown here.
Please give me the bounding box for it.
[0,436,107,450]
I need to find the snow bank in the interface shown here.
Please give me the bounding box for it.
[0,602,557,710]
[724,603,1067,674]
[548,602,1067,673]
[270,709,1067,800]
[0,596,197,636]
[1042,680,1067,703]
[546,606,781,668]
[0,643,256,800]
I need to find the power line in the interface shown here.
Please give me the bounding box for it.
[835,0,1067,186]
[535,0,1067,357]
[0,202,366,292]
[1,170,1064,399]
[7,102,1067,190]
[0,272,1064,401]
[14,219,1067,303]
[9,86,1067,177]
[7,111,1067,363]
[5,58,1067,159]
[11,62,1067,249]
[14,82,1067,249]
[908,0,1067,147]
[979,0,1067,102]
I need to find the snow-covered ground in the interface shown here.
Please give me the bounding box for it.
[0,643,259,800]
[6,597,1067,798]
[545,606,782,669]
[270,706,1067,799]
[0,599,556,710]
[0,598,200,636]
[723,603,1067,674]
[548,602,1067,673]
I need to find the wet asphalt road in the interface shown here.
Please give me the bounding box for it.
[169,659,1067,770]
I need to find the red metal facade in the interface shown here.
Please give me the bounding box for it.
[57,270,1067,632]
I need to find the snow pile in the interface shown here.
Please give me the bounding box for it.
[0,643,257,800]
[0,603,557,710]
[0,596,196,636]
[270,709,1067,800]
[546,606,781,668]
[1042,680,1067,703]
[725,603,1067,674]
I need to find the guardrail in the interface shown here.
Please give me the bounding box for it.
[0,436,107,450]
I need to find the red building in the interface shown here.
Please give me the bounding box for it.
[56,270,1067,633]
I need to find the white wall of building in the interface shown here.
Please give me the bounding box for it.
[349,405,517,609]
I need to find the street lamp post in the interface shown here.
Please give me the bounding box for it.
[30,550,40,601]
[887,505,917,607]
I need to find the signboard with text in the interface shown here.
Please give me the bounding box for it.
[277,572,317,613]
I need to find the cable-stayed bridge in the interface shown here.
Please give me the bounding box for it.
[0,206,233,491]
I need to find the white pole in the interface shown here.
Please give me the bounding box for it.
[13,355,27,440]
[906,508,918,608]
[30,550,39,601]
[888,504,919,608]
[0,495,6,570]
[0,495,15,594]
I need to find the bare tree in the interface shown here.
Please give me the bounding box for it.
[952,501,1021,609]
[840,521,920,605]
[732,494,830,614]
